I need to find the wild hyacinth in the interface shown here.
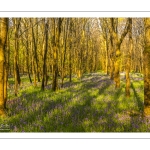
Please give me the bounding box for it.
[5,72,145,132]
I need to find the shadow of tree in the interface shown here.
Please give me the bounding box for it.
[5,72,147,132]
[7,89,72,131]
[131,82,144,112]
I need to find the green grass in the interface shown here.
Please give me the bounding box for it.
[1,72,148,132]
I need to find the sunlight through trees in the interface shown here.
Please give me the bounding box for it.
[0,17,149,131]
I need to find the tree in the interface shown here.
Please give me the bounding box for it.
[30,18,40,86]
[22,18,32,84]
[4,26,10,109]
[125,18,132,97]
[109,34,115,80]
[99,18,110,75]
[0,18,8,117]
[41,18,49,91]
[13,18,21,96]
[52,18,63,91]
[69,18,73,82]
[60,18,69,87]
[143,18,150,116]
[108,18,130,88]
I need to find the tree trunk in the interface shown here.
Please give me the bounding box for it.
[114,47,121,88]
[30,18,40,84]
[23,18,32,84]
[41,19,49,91]
[13,18,21,96]
[125,18,132,97]
[143,18,150,116]
[109,18,130,88]
[0,18,8,117]
[31,40,37,87]
[52,19,58,91]
[110,35,114,80]
[105,40,109,75]
[61,19,68,87]
[125,58,131,97]
[52,18,63,91]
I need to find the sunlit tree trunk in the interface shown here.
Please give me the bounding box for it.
[86,23,90,73]
[13,18,21,96]
[35,18,40,82]
[109,18,130,88]
[105,40,109,74]
[99,18,110,75]
[69,37,72,82]
[31,39,37,87]
[61,18,68,87]
[68,19,73,83]
[4,25,10,109]
[26,39,32,84]
[41,19,49,91]
[52,19,58,91]
[114,45,121,88]
[52,18,63,91]
[110,35,114,80]
[0,18,8,116]
[125,18,132,97]
[143,18,150,116]
[22,18,32,84]
[30,18,40,84]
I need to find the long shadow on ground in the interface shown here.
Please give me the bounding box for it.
[6,73,147,132]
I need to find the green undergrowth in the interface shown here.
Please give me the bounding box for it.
[0,72,147,132]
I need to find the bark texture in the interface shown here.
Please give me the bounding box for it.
[144,18,150,116]
[0,18,8,117]
[125,18,132,97]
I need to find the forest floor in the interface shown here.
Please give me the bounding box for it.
[1,71,150,132]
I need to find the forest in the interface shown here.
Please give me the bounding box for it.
[0,18,150,132]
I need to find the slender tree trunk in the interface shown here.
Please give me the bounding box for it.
[41,19,49,91]
[52,19,58,91]
[52,45,58,91]
[13,18,21,96]
[125,18,132,97]
[105,40,109,75]
[30,18,40,84]
[125,55,131,97]
[31,40,37,87]
[52,18,63,91]
[4,63,7,109]
[110,35,114,80]
[99,18,110,74]
[69,43,72,82]
[61,19,68,87]
[26,39,32,84]
[0,18,8,117]
[114,46,121,88]
[143,18,150,116]
[86,29,90,73]
[4,28,10,109]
